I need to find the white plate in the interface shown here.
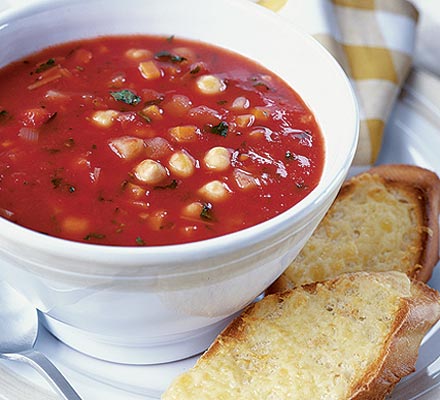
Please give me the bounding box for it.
[1,68,440,400]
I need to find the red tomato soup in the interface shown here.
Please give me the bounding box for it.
[0,35,324,246]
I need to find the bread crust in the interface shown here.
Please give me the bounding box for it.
[269,164,440,294]
[368,164,440,282]
[163,272,440,400]
[348,280,440,399]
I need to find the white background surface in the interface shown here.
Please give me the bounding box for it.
[412,0,440,77]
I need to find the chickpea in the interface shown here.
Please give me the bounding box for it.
[124,182,145,199]
[182,201,204,219]
[168,151,195,178]
[196,74,226,95]
[198,180,231,202]
[91,110,119,127]
[134,159,168,185]
[125,48,153,60]
[203,147,231,171]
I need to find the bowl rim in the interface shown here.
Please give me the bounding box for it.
[0,0,359,266]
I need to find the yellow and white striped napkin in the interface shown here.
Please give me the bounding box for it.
[258,0,419,166]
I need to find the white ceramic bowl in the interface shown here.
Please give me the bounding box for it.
[0,0,358,364]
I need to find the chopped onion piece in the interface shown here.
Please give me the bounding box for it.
[233,169,260,190]
[144,137,173,158]
[0,208,15,219]
[90,167,101,183]
[18,127,39,143]
[108,136,145,160]
[45,90,69,100]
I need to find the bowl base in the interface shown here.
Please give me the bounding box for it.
[39,312,234,365]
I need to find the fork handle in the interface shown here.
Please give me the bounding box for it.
[5,349,82,400]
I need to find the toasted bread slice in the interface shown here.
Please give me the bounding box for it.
[162,272,440,400]
[270,164,440,293]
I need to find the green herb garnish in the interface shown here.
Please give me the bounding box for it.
[135,236,146,246]
[51,176,76,193]
[0,110,11,124]
[51,177,63,189]
[200,203,214,221]
[190,65,201,75]
[36,58,56,73]
[209,121,229,137]
[110,89,142,105]
[154,50,186,63]
[84,233,106,241]
[154,179,178,190]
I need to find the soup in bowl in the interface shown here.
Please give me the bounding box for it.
[0,0,358,364]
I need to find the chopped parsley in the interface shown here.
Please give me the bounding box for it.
[35,58,56,73]
[50,176,76,193]
[154,50,186,63]
[135,236,146,246]
[51,177,63,189]
[190,65,201,75]
[84,233,106,241]
[200,203,214,221]
[209,121,229,137]
[0,110,11,124]
[110,89,142,105]
[154,179,179,190]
